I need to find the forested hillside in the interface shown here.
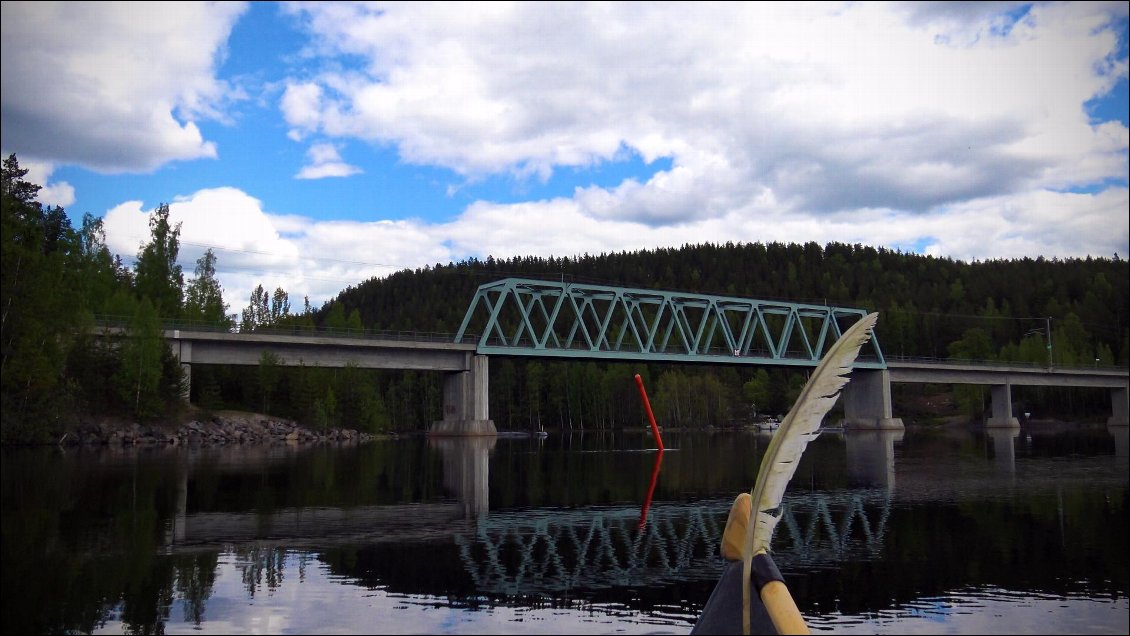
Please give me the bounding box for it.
[3,152,1127,441]
[313,242,1127,431]
[332,243,1128,362]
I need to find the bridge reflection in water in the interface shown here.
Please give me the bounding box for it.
[430,435,495,520]
[987,427,1020,475]
[454,489,894,597]
[164,431,905,597]
[443,432,899,596]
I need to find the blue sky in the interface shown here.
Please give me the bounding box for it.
[2,1,1127,315]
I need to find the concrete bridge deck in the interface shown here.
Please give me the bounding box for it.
[842,361,1128,430]
[137,325,1128,435]
[157,327,495,435]
[886,359,1127,388]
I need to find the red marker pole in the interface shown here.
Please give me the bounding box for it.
[634,373,664,451]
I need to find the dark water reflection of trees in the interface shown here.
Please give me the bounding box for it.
[1,425,1126,634]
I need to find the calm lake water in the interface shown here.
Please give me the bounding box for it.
[2,423,1127,635]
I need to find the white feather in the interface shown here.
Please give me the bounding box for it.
[741,311,879,634]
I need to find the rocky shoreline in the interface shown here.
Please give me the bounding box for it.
[56,410,382,447]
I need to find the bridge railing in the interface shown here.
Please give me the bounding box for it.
[885,354,1129,372]
[89,313,1127,373]
[91,314,468,344]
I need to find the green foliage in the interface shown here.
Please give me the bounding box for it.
[954,385,987,419]
[335,362,391,433]
[323,302,362,332]
[196,366,223,412]
[76,213,130,314]
[742,370,771,417]
[240,285,294,332]
[2,153,42,202]
[1051,313,1093,366]
[133,203,184,317]
[184,249,231,327]
[240,285,270,332]
[999,334,1050,366]
[948,328,995,361]
[271,288,290,324]
[313,387,337,431]
[274,295,317,332]
[2,155,199,438]
[2,155,89,436]
[113,299,182,418]
[652,370,731,427]
[257,350,282,415]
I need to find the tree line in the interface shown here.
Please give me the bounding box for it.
[3,153,1127,441]
[315,240,1127,429]
[3,154,223,441]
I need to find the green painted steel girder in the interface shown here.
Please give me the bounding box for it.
[455,279,886,368]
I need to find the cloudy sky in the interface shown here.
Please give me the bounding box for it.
[2,1,1127,316]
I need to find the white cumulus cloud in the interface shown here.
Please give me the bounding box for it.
[5,1,1127,312]
[295,143,362,179]
[0,1,247,172]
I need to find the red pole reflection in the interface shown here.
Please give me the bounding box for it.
[638,448,664,528]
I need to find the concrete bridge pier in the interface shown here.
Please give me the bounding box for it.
[1109,386,1128,427]
[430,354,496,436]
[841,369,904,430]
[986,383,1020,428]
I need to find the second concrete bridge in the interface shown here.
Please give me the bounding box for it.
[165,328,495,435]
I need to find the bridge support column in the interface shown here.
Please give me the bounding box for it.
[986,384,1020,428]
[841,369,904,430]
[430,354,496,436]
[1109,386,1129,427]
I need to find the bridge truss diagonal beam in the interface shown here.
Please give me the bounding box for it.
[454,278,886,368]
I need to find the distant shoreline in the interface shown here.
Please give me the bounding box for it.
[35,407,385,448]
[4,408,1113,448]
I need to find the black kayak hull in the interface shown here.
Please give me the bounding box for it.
[691,560,778,635]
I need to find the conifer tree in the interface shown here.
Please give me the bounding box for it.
[184,249,230,327]
[133,203,184,318]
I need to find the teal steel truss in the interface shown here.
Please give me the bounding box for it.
[455,278,886,368]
